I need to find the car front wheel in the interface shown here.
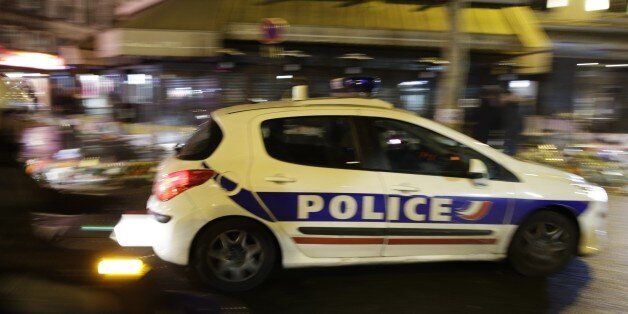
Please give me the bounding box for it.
[508,210,578,276]
[192,218,277,291]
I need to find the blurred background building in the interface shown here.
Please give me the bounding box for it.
[0,0,116,107]
[96,0,552,125]
[0,0,115,54]
[1,0,626,195]
[94,0,626,130]
[531,0,628,133]
[1,0,626,129]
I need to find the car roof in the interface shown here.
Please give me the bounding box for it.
[212,97,394,116]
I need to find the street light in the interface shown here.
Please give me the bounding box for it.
[547,0,569,8]
[585,0,609,11]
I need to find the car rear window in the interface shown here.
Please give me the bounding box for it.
[177,119,223,160]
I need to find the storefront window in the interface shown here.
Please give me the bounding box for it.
[573,67,627,133]
[160,75,221,125]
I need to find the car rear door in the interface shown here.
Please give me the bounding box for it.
[354,110,521,257]
[249,110,387,258]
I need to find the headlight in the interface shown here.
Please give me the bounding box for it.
[568,174,587,184]
[572,183,608,202]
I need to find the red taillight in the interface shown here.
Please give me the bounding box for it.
[154,169,215,201]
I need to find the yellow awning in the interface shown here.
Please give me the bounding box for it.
[116,0,551,72]
[502,6,553,73]
[121,0,524,35]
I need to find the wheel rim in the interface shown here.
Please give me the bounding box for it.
[207,230,264,282]
[520,221,570,265]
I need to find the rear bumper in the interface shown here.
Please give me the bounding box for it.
[111,212,196,265]
[151,218,196,265]
[112,194,202,265]
[147,195,204,265]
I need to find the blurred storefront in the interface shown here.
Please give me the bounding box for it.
[572,65,627,133]
[0,48,69,108]
[95,0,550,125]
[0,0,118,113]
[533,0,628,133]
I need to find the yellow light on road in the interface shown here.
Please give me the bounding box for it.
[97,258,148,277]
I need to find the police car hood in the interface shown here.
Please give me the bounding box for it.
[513,160,583,184]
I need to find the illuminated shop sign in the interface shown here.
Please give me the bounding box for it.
[0,50,67,70]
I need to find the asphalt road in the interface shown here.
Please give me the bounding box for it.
[32,190,627,313]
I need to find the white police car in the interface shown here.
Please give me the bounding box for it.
[142,94,607,291]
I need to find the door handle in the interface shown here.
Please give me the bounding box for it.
[391,185,420,193]
[265,175,297,183]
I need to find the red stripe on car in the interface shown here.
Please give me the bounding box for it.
[292,237,384,244]
[292,237,496,245]
[387,238,497,245]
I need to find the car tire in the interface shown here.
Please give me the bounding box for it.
[192,218,277,292]
[508,210,578,276]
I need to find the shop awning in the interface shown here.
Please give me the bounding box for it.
[98,0,552,73]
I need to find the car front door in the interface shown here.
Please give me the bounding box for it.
[355,112,521,257]
[249,111,387,258]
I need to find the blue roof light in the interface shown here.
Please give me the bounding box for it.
[330,76,381,96]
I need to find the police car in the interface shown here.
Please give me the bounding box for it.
[140,87,607,291]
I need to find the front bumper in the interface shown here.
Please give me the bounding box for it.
[578,200,609,255]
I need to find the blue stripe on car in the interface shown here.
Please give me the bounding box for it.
[214,174,588,225]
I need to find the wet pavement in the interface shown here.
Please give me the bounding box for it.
[34,193,627,313]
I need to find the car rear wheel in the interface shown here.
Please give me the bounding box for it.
[508,210,578,276]
[192,218,277,291]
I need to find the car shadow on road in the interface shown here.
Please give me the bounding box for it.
[230,258,591,313]
[33,186,150,214]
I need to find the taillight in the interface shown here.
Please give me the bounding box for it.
[154,169,215,201]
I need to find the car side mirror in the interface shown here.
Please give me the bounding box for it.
[468,159,489,186]
[174,143,184,154]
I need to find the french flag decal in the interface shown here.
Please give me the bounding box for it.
[457,201,492,221]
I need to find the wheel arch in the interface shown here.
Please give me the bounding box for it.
[509,204,582,250]
[188,215,283,267]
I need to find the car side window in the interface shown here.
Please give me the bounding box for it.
[261,116,360,169]
[361,117,518,181]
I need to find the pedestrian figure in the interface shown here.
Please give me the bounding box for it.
[502,89,523,156]
[473,85,501,144]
